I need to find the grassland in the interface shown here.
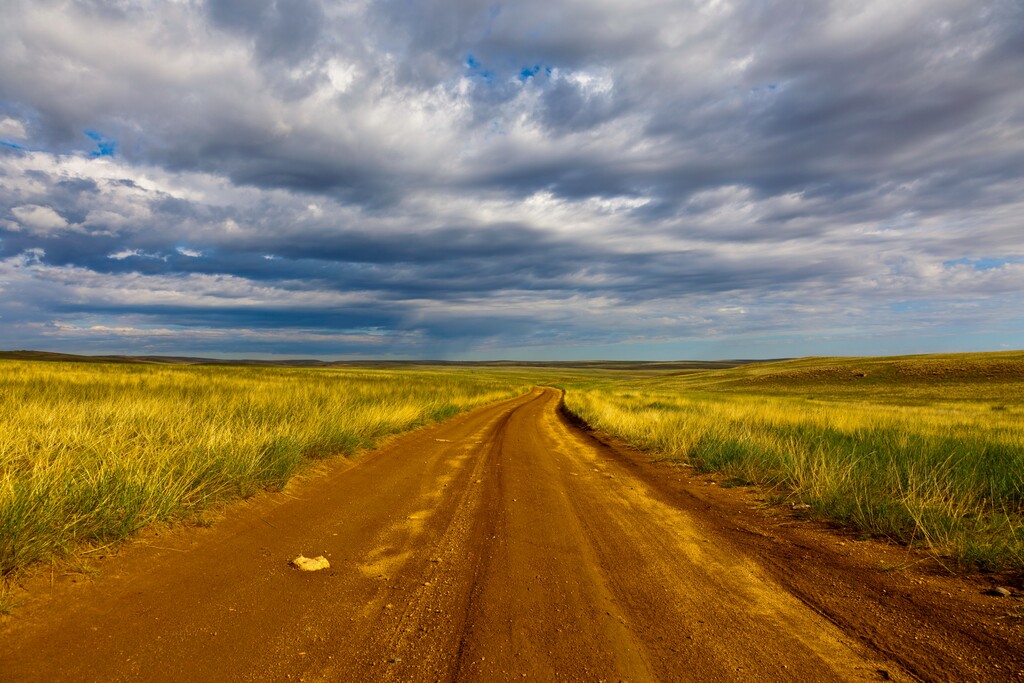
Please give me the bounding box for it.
[0,360,539,582]
[3,349,1021,601]
[560,352,1024,571]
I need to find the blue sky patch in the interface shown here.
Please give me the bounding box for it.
[748,83,780,96]
[519,65,541,81]
[85,130,117,157]
[465,54,494,84]
[945,257,1024,270]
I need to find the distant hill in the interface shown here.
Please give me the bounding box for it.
[0,350,757,371]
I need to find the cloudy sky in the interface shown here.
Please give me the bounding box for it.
[1,0,1022,360]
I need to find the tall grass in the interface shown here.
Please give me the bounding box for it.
[562,353,1024,570]
[0,360,530,576]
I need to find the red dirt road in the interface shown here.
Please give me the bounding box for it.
[1,388,1021,681]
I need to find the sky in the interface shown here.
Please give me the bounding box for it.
[1,0,1023,360]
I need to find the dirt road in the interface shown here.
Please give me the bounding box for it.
[2,388,1021,681]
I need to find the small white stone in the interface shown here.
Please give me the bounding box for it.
[291,555,330,571]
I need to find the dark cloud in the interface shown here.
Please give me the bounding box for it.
[0,0,1022,358]
[206,0,327,64]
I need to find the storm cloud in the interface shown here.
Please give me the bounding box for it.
[1,0,1022,359]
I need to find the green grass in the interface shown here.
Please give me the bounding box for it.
[559,351,1024,571]
[0,360,539,577]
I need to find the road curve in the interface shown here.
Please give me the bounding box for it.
[2,387,907,681]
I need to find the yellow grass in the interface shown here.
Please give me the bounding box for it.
[0,360,531,577]
[561,352,1024,570]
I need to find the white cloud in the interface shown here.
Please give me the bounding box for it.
[0,116,27,139]
[108,249,143,260]
[108,249,167,261]
[10,204,71,234]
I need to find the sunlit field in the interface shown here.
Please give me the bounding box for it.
[4,350,1022,592]
[0,360,533,578]
[561,352,1024,570]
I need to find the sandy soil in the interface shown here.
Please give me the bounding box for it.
[1,387,1021,681]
